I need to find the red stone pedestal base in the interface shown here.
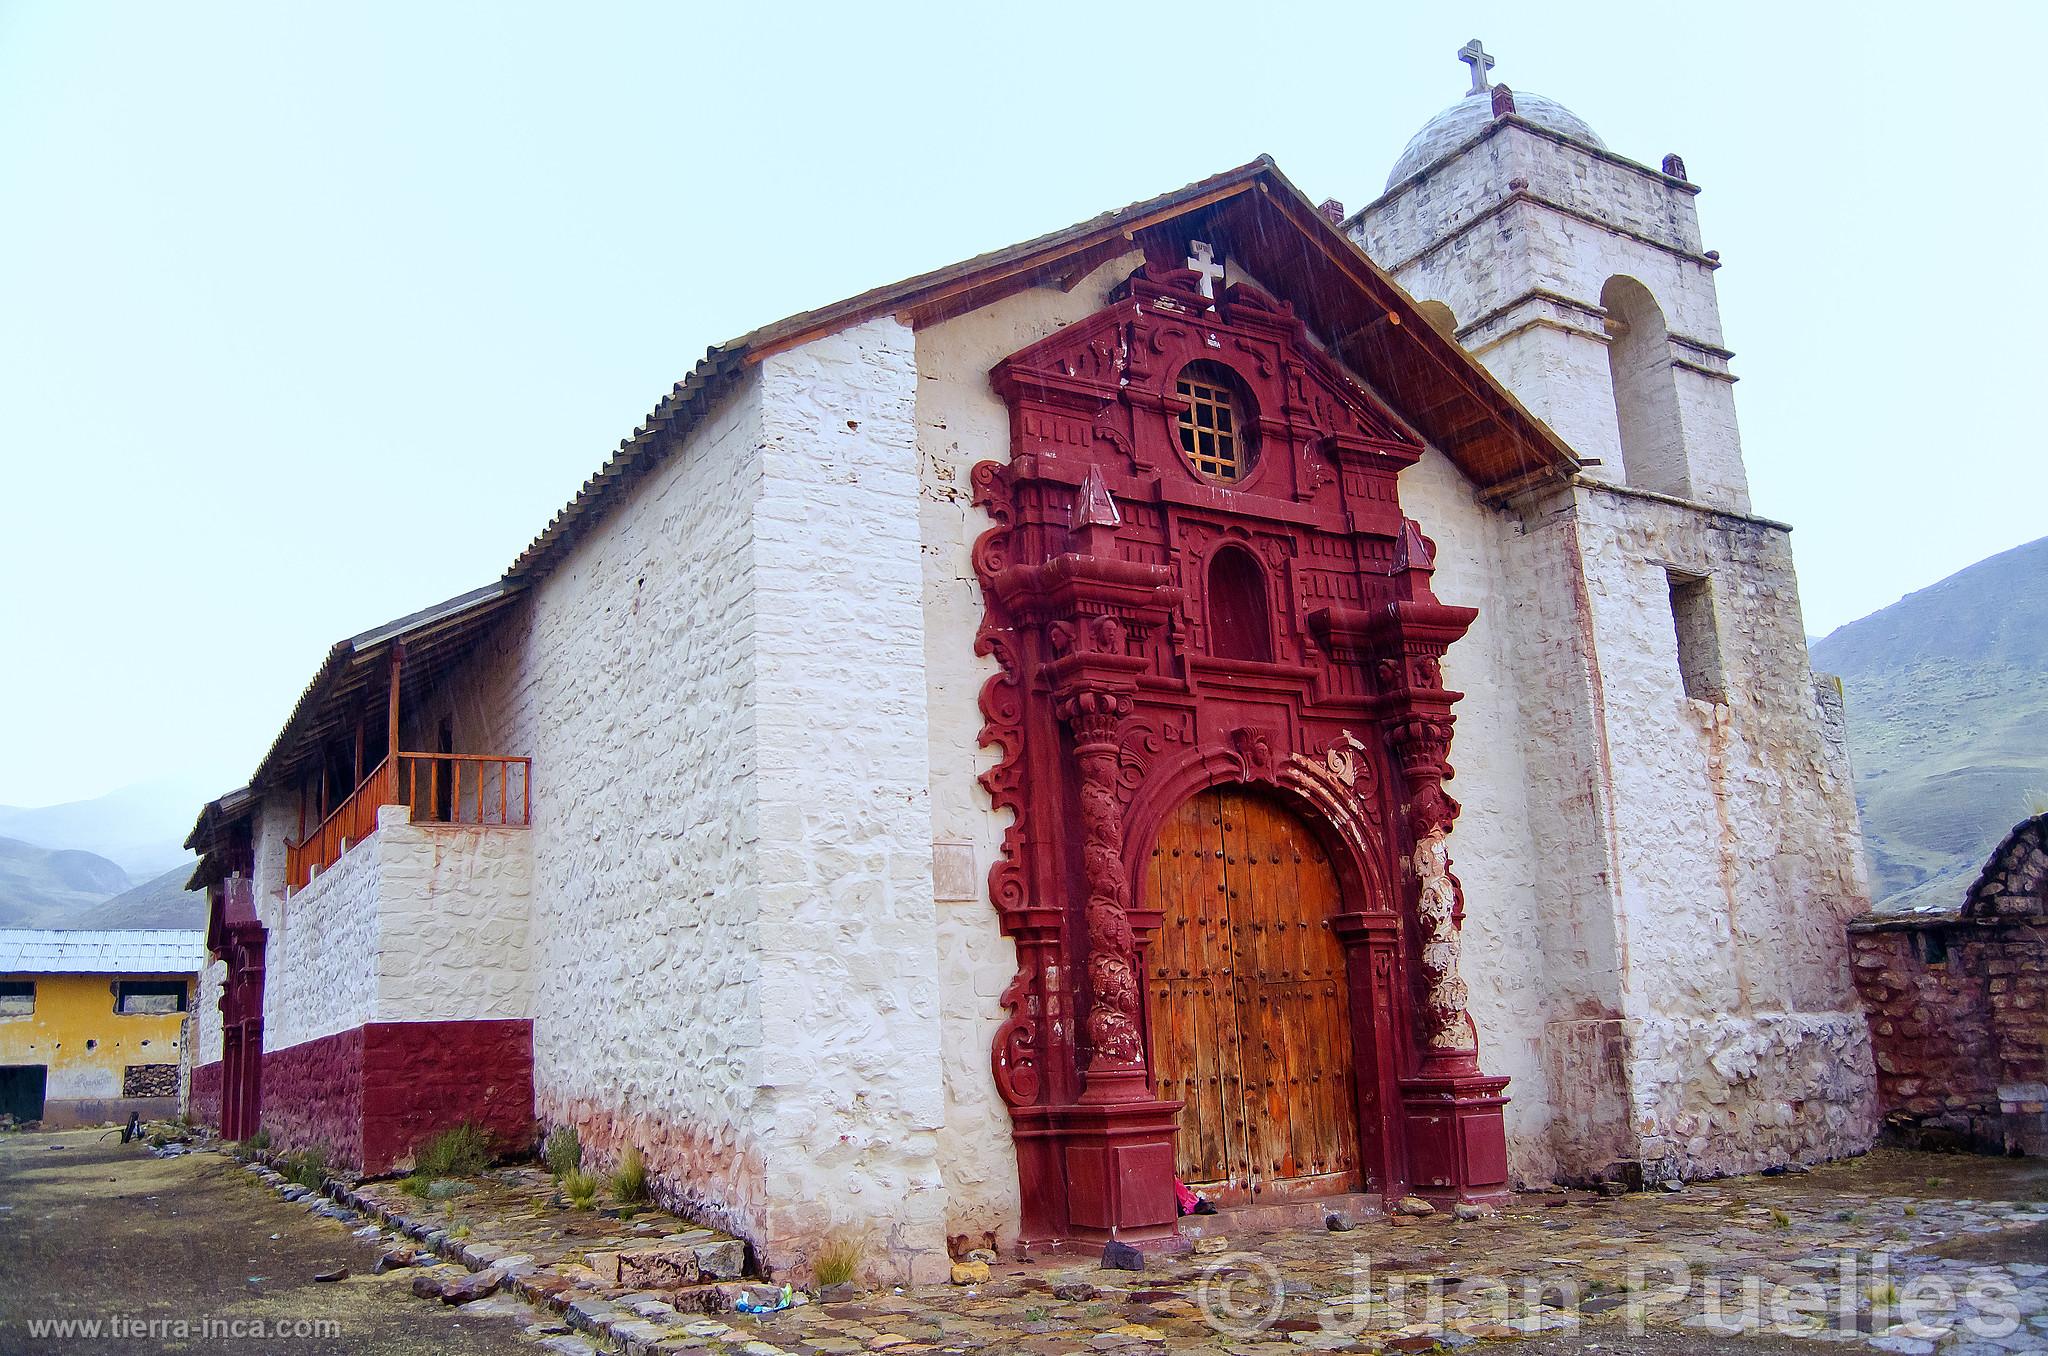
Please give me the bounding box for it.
[1400,1072,1511,1204]
[1013,1096,1187,1251]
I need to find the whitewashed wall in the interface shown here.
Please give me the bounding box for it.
[749,318,948,1279]
[912,252,1145,1250]
[1570,486,1875,1176]
[261,806,533,1054]
[1354,122,1750,513]
[263,828,382,1051]
[193,958,225,1065]
[455,320,949,1282]
[468,368,773,1250]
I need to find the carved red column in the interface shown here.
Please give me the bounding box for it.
[1379,523,1510,1202]
[989,469,1188,1248]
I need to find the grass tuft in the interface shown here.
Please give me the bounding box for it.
[414,1122,490,1179]
[562,1170,598,1210]
[543,1125,581,1179]
[814,1235,864,1288]
[284,1144,331,1191]
[609,1147,648,1204]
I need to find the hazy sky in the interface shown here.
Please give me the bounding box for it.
[2,2,2041,808]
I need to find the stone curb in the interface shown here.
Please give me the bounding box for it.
[231,1148,763,1356]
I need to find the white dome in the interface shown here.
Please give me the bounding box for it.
[1387,89,1605,189]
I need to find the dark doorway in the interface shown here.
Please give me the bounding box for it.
[0,1065,48,1122]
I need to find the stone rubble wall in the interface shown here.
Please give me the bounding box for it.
[1850,816,2048,1155]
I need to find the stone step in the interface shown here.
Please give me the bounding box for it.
[1176,1191,1383,1241]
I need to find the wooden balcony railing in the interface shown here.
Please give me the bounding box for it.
[286,756,395,893]
[285,752,531,894]
[394,752,532,830]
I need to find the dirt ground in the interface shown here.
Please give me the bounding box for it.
[0,1127,533,1355]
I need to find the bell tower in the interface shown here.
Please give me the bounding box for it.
[1348,42,1751,512]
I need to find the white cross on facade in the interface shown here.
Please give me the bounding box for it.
[1187,241,1224,300]
[1458,38,1494,94]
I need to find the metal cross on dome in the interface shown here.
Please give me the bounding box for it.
[1186,241,1224,300]
[1458,38,1495,94]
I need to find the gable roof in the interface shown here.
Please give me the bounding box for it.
[191,157,1584,853]
[504,156,1580,585]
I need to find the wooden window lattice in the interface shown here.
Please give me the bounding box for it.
[1177,377,1243,482]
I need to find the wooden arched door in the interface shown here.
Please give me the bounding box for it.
[1145,786,1362,1199]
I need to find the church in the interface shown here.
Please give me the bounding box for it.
[186,47,1876,1282]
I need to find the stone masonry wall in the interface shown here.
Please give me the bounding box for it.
[1850,816,2048,1155]
[470,367,773,1252]
[747,317,949,1281]
[1849,925,2005,1148]
[1353,121,1748,514]
[1570,484,1875,1178]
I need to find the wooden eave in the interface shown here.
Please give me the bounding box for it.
[241,582,526,798]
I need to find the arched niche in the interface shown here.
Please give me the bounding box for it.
[1207,545,1273,662]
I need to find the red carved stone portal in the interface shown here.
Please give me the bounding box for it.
[975,253,1510,1248]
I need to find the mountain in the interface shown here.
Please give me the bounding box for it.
[67,865,206,931]
[0,837,133,927]
[1812,534,2048,913]
[0,778,210,879]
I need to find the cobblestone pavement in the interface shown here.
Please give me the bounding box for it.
[232,1143,2048,1356]
[684,1152,2048,1356]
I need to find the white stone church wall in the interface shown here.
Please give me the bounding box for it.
[445,317,948,1282]
[193,958,225,1065]
[1571,485,1875,1177]
[1396,451,1585,1190]
[911,252,1145,1251]
[745,317,950,1281]
[467,367,777,1250]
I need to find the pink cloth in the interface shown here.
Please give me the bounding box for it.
[1174,1178,1201,1216]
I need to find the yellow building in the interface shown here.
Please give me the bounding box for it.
[0,930,205,1127]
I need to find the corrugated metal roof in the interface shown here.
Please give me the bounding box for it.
[0,929,207,975]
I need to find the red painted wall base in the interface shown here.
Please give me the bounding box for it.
[260,1019,535,1174]
[189,1059,224,1131]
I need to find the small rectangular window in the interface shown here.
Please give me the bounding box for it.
[1912,929,1949,966]
[0,981,33,1018]
[113,980,187,1015]
[1667,571,1727,703]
